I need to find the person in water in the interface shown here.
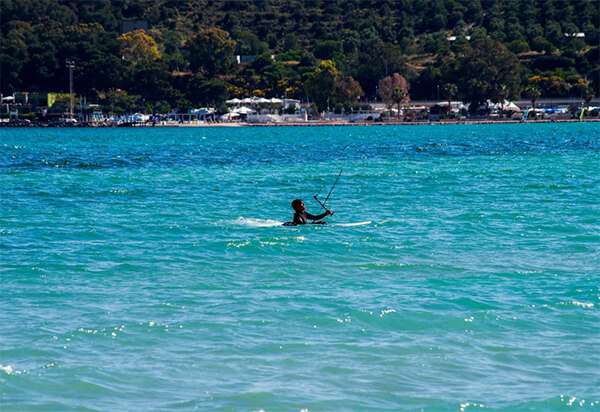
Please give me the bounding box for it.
[291,199,332,225]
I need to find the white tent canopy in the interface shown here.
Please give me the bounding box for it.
[233,106,255,114]
[501,100,521,111]
[478,100,521,111]
[232,96,289,105]
[436,101,468,110]
[190,107,215,114]
[221,112,240,120]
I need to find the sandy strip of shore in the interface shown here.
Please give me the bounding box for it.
[152,118,600,127]
[2,118,598,128]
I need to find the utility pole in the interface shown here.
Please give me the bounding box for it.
[66,60,75,120]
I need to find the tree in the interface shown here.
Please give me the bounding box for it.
[442,83,458,111]
[313,40,343,60]
[583,88,595,108]
[356,39,405,97]
[411,66,442,100]
[65,23,124,95]
[494,84,509,112]
[128,59,179,103]
[0,25,30,93]
[378,73,410,116]
[448,38,521,111]
[47,93,76,114]
[193,79,228,106]
[304,60,339,112]
[98,89,139,114]
[187,28,235,78]
[231,29,268,55]
[525,85,541,110]
[118,29,160,67]
[335,76,363,106]
[304,60,363,111]
[392,87,407,118]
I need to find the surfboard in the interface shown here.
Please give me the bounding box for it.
[334,221,371,227]
[282,221,327,226]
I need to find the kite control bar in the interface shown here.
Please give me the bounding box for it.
[314,195,334,215]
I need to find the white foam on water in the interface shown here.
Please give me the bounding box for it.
[0,364,25,375]
[379,308,396,317]
[227,240,251,248]
[544,301,596,309]
[232,217,284,227]
[566,301,594,308]
[460,402,485,411]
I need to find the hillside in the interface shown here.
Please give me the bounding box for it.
[1,0,598,111]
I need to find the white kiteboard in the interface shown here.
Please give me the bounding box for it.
[333,221,371,227]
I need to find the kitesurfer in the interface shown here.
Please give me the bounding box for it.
[290,199,331,225]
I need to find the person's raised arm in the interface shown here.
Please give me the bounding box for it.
[306,209,332,221]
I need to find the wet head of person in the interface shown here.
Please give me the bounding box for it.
[291,199,305,212]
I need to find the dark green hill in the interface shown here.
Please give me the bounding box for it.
[1,0,598,109]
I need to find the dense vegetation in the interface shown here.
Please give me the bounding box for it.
[1,0,598,113]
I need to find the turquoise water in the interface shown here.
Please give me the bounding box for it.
[1,123,599,411]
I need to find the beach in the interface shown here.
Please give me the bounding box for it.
[2,117,599,128]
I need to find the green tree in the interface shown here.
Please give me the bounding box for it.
[313,40,343,60]
[356,39,405,97]
[583,88,595,108]
[304,60,339,112]
[0,22,30,93]
[283,34,300,52]
[185,77,228,106]
[65,23,123,95]
[442,83,458,110]
[47,93,77,114]
[449,38,521,111]
[411,66,442,100]
[129,59,179,103]
[262,61,295,96]
[305,60,361,111]
[525,85,541,110]
[231,29,268,55]
[392,87,407,118]
[187,28,236,78]
[494,84,509,112]
[99,89,139,114]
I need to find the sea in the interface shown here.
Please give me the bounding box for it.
[1,123,599,411]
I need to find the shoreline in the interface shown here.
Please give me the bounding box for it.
[2,117,598,128]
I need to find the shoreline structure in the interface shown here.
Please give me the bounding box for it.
[2,118,598,128]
